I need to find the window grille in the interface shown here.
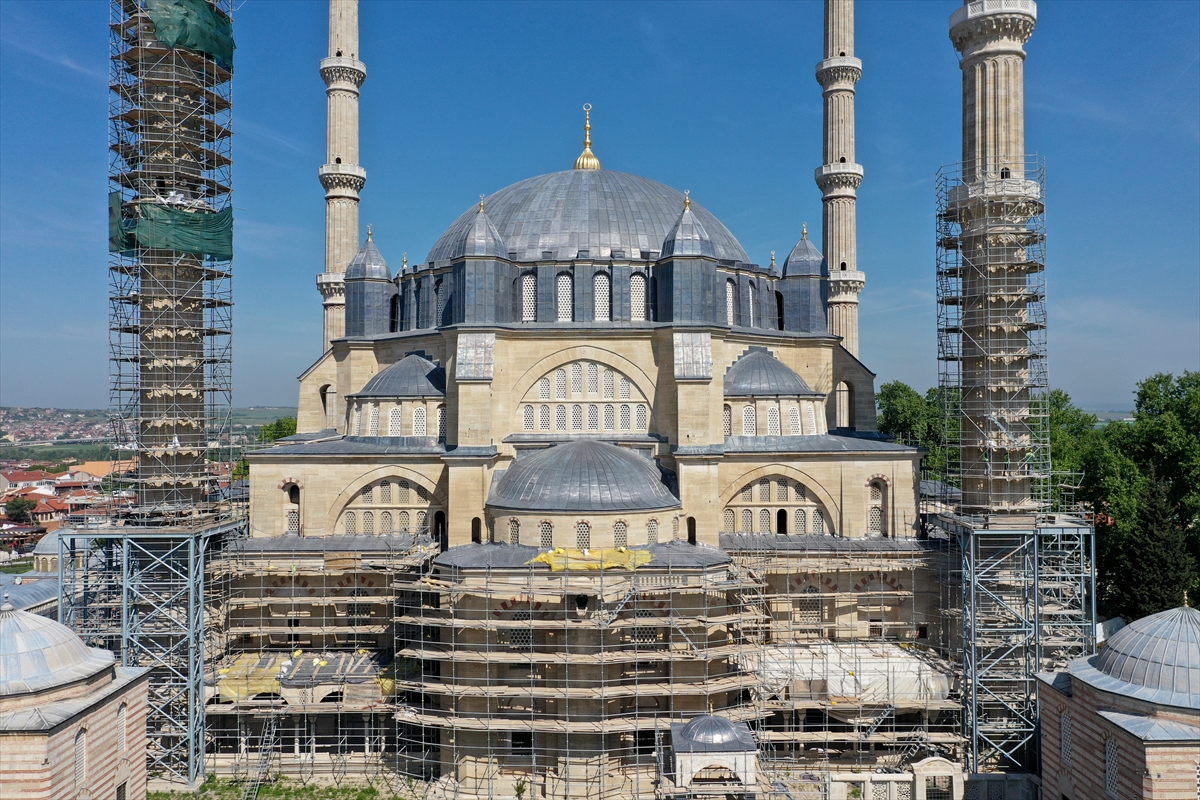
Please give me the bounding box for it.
[363,485,374,504]
[759,479,771,501]
[556,405,567,430]
[434,279,443,326]
[353,407,362,435]
[620,405,631,430]
[117,784,127,800]
[743,405,756,435]
[509,518,520,545]
[796,586,821,627]
[540,521,553,549]
[1060,712,1073,765]
[789,406,801,435]
[812,511,824,534]
[413,406,427,436]
[723,405,732,436]
[603,369,614,398]
[768,406,780,435]
[556,273,573,321]
[389,407,402,435]
[521,272,537,321]
[344,512,356,534]
[587,363,598,394]
[287,509,299,533]
[74,729,87,790]
[538,377,550,400]
[870,484,882,502]
[556,369,567,398]
[614,521,627,548]
[807,402,818,434]
[619,377,630,399]
[869,506,883,533]
[1104,739,1119,796]
[393,480,407,503]
[636,405,648,430]
[594,272,610,321]
[647,519,658,544]
[572,405,583,430]
[741,485,753,502]
[416,510,427,532]
[925,777,952,800]
[540,405,551,430]
[759,509,771,532]
[523,405,534,430]
[509,628,533,651]
[631,627,656,645]
[726,279,736,326]
[672,517,679,540]
[368,404,380,435]
[630,273,646,321]
[117,704,127,753]
[416,485,429,501]
[795,483,806,501]
[576,522,591,549]
[794,508,806,533]
[748,282,757,327]
[399,511,410,532]
[571,363,582,393]
[741,509,753,532]
[723,509,735,532]
[363,511,374,534]
[588,405,599,430]
[777,479,788,501]
[604,405,615,430]
[381,511,393,533]
[437,405,447,440]
[379,482,391,503]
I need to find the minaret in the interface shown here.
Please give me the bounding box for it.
[316,0,367,350]
[815,0,865,356]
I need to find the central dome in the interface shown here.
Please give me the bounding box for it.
[427,170,750,264]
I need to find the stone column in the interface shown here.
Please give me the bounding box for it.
[816,0,866,356]
[316,0,367,350]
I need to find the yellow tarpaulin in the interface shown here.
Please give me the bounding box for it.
[216,652,283,702]
[526,547,652,572]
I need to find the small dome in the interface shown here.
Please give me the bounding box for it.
[0,603,114,695]
[724,348,823,398]
[782,230,825,277]
[349,353,445,399]
[441,205,508,260]
[489,440,679,513]
[31,530,60,556]
[661,200,715,258]
[674,715,756,752]
[1073,606,1200,709]
[345,238,391,281]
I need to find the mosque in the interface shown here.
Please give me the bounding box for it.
[216,0,1046,797]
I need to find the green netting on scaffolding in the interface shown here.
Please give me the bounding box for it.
[145,0,235,70]
[110,196,234,259]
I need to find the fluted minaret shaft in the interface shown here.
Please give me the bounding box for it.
[316,0,367,350]
[816,0,865,357]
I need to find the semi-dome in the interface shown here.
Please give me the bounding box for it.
[673,715,757,752]
[724,348,823,398]
[1070,605,1200,709]
[0,601,114,696]
[426,170,750,264]
[489,440,680,513]
[348,353,445,399]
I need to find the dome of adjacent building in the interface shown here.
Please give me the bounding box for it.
[1071,605,1200,709]
[0,602,114,696]
[348,353,445,399]
[673,715,756,752]
[724,348,823,398]
[426,170,750,264]
[489,439,680,513]
[344,237,391,281]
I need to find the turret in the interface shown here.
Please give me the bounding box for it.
[780,224,829,333]
[343,227,394,337]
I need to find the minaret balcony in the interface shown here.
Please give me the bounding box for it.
[815,56,862,90]
[319,163,367,198]
[950,0,1037,30]
[320,56,366,89]
[828,270,866,300]
[814,162,864,194]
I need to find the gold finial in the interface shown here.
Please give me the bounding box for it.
[801,222,808,240]
[683,190,691,212]
[402,253,408,271]
[771,251,776,268]
[573,103,601,170]
[367,224,373,241]
[479,194,486,213]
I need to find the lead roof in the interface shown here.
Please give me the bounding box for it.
[723,349,823,398]
[347,353,445,399]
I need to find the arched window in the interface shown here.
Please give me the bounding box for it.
[413,285,422,328]
[571,405,583,431]
[587,405,599,430]
[538,377,551,400]
[748,282,758,327]
[619,376,630,399]
[1104,739,1119,797]
[775,291,785,330]
[789,406,801,435]
[603,369,614,398]
[368,404,380,435]
[636,405,648,430]
[381,511,393,533]
[1060,711,1073,766]
[556,369,567,399]
[806,402,818,434]
[723,509,735,532]
[540,521,553,549]
[287,509,300,533]
[521,272,537,321]
[556,405,567,430]
[594,272,610,321]
[288,484,300,505]
[797,585,821,628]
[363,511,374,534]
[571,363,583,393]
[389,407,403,436]
[767,406,781,435]
[74,729,87,790]
[471,517,481,543]
[437,404,447,440]
[556,272,573,321]
[433,279,444,326]
[647,519,658,545]
[614,521,627,548]
[630,273,647,321]
[398,480,410,503]
[399,511,411,533]
[416,510,428,533]
[726,278,736,326]
[117,704,127,753]
[353,407,362,435]
[344,511,356,534]
[619,405,631,430]
[836,382,855,429]
[776,509,788,535]
[672,517,680,540]
[741,509,753,532]
[362,485,374,504]
[539,404,551,431]
[576,522,591,550]
[812,510,824,535]
[759,509,771,533]
[509,518,520,545]
[687,517,696,544]
[587,363,599,394]
[777,480,788,502]
[741,484,753,502]
[723,405,732,437]
[759,479,771,502]
[742,405,756,435]
[794,508,807,534]
[523,405,535,431]
[869,481,887,536]
[380,481,391,502]
[604,404,615,430]
[413,406,427,436]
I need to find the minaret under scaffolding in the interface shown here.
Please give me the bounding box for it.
[816,0,865,357]
[316,0,367,350]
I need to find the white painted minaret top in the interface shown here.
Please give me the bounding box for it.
[816,0,865,356]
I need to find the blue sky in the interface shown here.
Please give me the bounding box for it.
[1,0,1197,410]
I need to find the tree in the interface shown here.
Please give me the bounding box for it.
[876,381,954,482]
[4,497,37,524]
[1109,473,1196,619]
[257,416,297,444]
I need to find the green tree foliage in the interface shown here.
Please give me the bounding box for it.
[4,497,37,524]
[1107,473,1196,619]
[257,417,297,443]
[875,381,956,481]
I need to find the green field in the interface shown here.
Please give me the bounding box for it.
[149,776,430,800]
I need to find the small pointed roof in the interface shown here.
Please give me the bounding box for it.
[442,197,509,259]
[783,223,826,277]
[661,191,715,258]
[345,229,392,280]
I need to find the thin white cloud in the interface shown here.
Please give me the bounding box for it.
[1,37,106,81]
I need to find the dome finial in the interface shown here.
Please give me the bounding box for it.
[683,190,691,212]
[479,194,486,213]
[574,104,601,170]
[1,591,11,612]
[770,251,776,268]
[367,224,373,242]
[801,222,808,240]
[402,253,408,271]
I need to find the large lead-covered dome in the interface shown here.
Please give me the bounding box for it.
[427,170,750,264]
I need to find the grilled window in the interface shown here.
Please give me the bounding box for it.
[759,509,771,533]
[540,521,553,549]
[368,404,380,435]
[768,406,781,435]
[790,406,801,435]
[647,519,658,545]
[742,405,756,435]
[381,511,393,533]
[576,522,591,549]
[741,509,753,532]
[556,405,567,431]
[594,272,610,321]
[1060,711,1073,766]
[741,485,753,502]
[777,480,788,501]
[619,404,630,430]
[630,273,646,321]
[413,406,427,436]
[614,521,627,548]
[794,508,806,534]
[1104,739,1118,796]
[619,376,630,399]
[389,407,402,435]
[117,704,127,753]
[556,273,573,321]
[726,278,736,326]
[286,509,299,533]
[556,369,567,399]
[812,511,824,535]
[363,511,374,535]
[636,404,648,430]
[74,729,87,790]
[604,404,615,430]
[723,508,735,532]
[521,273,537,321]
[587,363,599,394]
[344,512,356,534]
[571,363,582,393]
[353,407,362,435]
[538,377,550,400]
[399,511,411,532]
[362,485,374,504]
[539,404,551,430]
[379,482,391,503]
[587,405,599,430]
[416,510,427,533]
[672,517,679,540]
[603,369,614,398]
[869,507,883,533]
[509,518,520,545]
[437,405,447,440]
[759,479,771,502]
[723,405,732,436]
[571,405,583,431]
[523,405,534,431]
